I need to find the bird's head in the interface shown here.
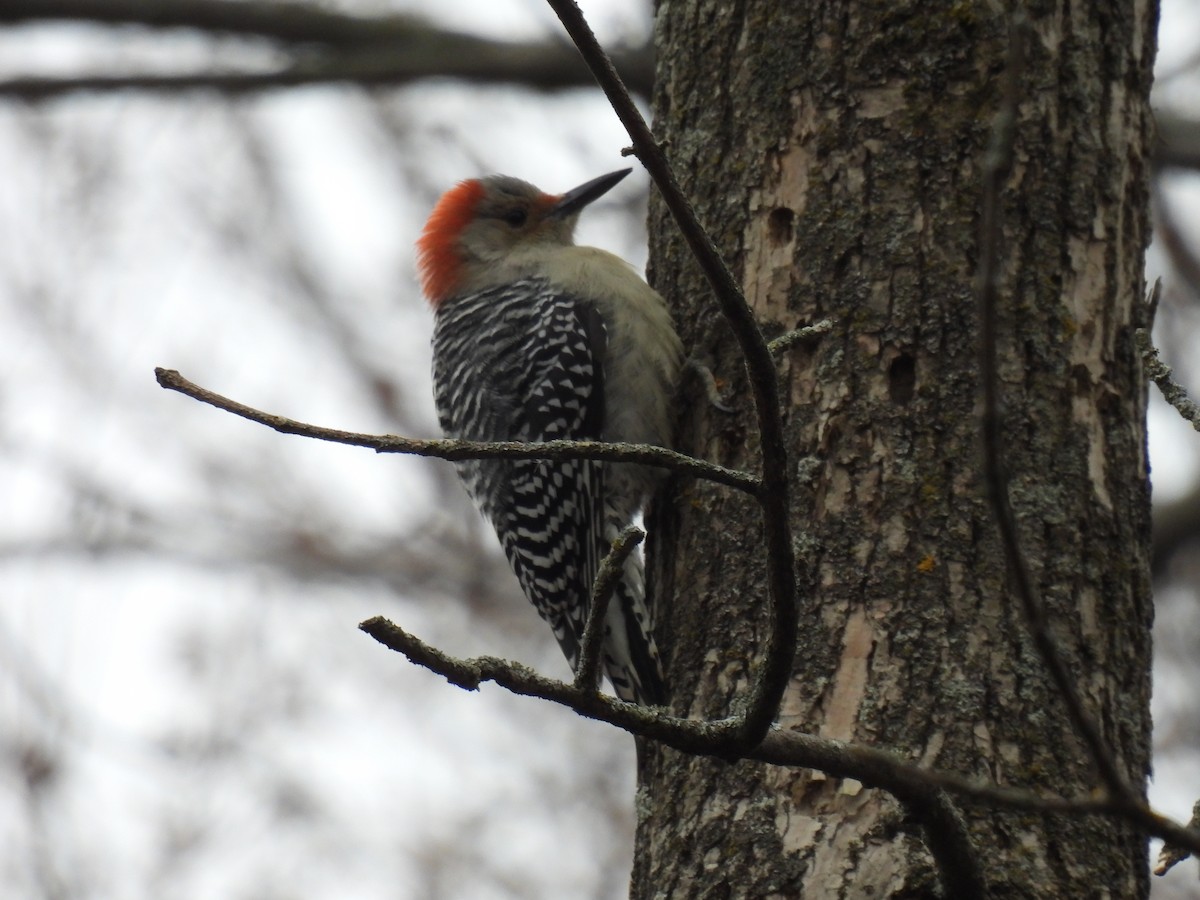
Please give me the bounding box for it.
[417,168,631,306]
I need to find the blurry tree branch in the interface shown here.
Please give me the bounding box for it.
[0,0,653,100]
[223,112,424,429]
[1152,481,1200,576]
[1153,179,1200,304]
[1155,107,1200,172]
[5,0,449,45]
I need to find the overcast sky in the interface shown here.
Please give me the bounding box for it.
[3,2,1200,897]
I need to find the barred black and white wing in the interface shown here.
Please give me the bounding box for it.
[431,278,664,704]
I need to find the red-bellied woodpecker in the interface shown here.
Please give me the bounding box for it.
[418,168,682,705]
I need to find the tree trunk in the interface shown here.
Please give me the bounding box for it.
[637,0,1157,896]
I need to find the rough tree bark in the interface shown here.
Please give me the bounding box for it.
[637,0,1157,896]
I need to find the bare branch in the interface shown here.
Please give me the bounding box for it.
[358,615,1200,858]
[359,615,742,753]
[575,526,645,695]
[767,319,835,356]
[1137,328,1200,430]
[543,0,797,753]
[1155,798,1200,876]
[976,17,1139,808]
[154,367,760,493]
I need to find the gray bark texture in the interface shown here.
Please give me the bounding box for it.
[636,0,1158,897]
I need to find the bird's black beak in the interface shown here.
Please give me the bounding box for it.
[548,168,632,218]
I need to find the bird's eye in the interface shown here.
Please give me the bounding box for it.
[502,208,528,227]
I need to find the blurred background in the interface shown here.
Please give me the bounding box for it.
[2,1,1199,897]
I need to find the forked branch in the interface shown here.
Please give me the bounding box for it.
[358,615,1200,861]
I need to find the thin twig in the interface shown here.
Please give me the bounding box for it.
[976,18,1139,807]
[1155,798,1200,876]
[544,0,797,752]
[1136,329,1200,430]
[154,368,760,494]
[358,615,1200,857]
[575,526,645,694]
[767,319,834,356]
[359,616,742,753]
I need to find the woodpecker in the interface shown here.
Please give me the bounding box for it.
[418,168,682,705]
